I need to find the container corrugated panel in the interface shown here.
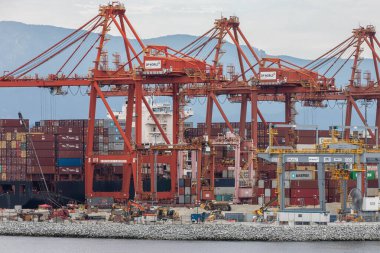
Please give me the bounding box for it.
[57,158,83,167]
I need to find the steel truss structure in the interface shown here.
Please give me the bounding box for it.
[1,2,380,203]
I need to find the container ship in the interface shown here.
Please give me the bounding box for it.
[0,101,378,208]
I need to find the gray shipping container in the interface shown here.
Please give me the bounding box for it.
[185,195,191,204]
[215,187,235,195]
[185,187,191,195]
[178,195,185,204]
[224,213,245,222]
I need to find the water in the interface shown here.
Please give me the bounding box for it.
[0,236,379,253]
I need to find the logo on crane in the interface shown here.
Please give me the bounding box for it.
[145,60,162,70]
[260,71,277,80]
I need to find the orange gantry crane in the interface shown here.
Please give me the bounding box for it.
[0,2,379,204]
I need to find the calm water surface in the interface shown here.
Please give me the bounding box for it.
[0,236,379,253]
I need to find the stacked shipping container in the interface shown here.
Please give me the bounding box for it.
[0,120,28,182]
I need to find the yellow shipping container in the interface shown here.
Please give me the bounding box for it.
[11,141,16,149]
[1,173,6,181]
[16,133,22,141]
[6,133,11,141]
[21,150,27,158]
[21,135,26,142]
[0,141,6,149]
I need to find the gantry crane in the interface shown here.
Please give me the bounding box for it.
[0,2,379,205]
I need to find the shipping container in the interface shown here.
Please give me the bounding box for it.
[57,158,83,167]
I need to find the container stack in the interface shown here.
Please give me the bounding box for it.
[178,178,197,204]
[56,124,85,181]
[27,134,56,181]
[105,119,131,153]
[0,120,29,182]
[32,120,86,181]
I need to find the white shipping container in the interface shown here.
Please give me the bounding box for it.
[258,196,264,206]
[258,180,264,188]
[278,212,330,223]
[284,180,290,189]
[227,170,235,178]
[264,188,271,197]
[362,197,379,211]
[272,180,277,189]
[185,187,191,195]
[222,170,228,178]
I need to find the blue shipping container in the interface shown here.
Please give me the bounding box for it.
[57,158,83,167]
[214,178,235,187]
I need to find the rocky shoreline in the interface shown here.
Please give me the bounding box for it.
[0,222,379,241]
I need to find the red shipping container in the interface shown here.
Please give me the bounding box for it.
[27,166,56,174]
[291,188,319,198]
[291,180,318,189]
[0,119,29,128]
[368,180,379,188]
[29,134,55,142]
[57,143,84,151]
[257,188,265,196]
[28,142,55,150]
[27,150,55,158]
[27,157,55,166]
[57,150,83,158]
[57,134,84,142]
[56,127,83,134]
[0,127,27,133]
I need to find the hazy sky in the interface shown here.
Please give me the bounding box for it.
[0,0,379,59]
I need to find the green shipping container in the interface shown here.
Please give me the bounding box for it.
[223,194,233,201]
[215,195,223,201]
[350,171,376,180]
